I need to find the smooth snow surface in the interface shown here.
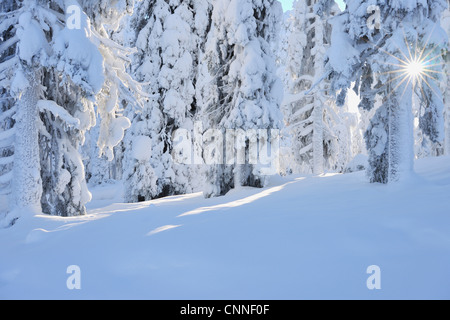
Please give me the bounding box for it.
[0,157,449,299]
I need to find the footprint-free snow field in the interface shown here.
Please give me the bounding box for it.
[1,157,450,299]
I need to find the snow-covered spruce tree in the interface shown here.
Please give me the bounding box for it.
[442,5,450,155]
[278,1,306,174]
[0,0,139,219]
[0,0,46,216]
[276,10,292,88]
[324,0,448,183]
[275,10,296,175]
[122,0,212,202]
[282,1,350,175]
[80,1,137,187]
[197,0,283,197]
[413,93,443,159]
[0,0,19,217]
[413,2,448,159]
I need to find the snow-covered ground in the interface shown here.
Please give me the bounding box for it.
[0,157,449,300]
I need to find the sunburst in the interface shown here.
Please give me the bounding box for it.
[404,57,426,83]
[377,28,446,100]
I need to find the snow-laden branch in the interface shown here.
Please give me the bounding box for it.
[304,71,331,96]
[299,143,313,155]
[0,127,16,142]
[282,91,306,106]
[0,11,20,34]
[38,6,66,25]
[0,171,13,184]
[0,9,23,17]
[0,155,14,166]
[37,100,81,128]
[299,124,314,137]
[91,28,136,53]
[291,102,315,119]
[287,115,314,129]
[0,56,18,74]
[282,73,324,107]
[0,107,17,123]
[0,36,19,56]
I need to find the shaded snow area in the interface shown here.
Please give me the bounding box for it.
[1,157,450,299]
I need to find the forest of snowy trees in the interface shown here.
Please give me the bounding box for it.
[0,0,449,222]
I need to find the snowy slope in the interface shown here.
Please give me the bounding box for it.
[0,157,450,299]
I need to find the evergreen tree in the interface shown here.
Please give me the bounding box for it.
[197,0,284,197]
[0,0,140,220]
[282,0,350,174]
[324,0,448,183]
[442,4,450,155]
[0,0,20,218]
[123,0,212,202]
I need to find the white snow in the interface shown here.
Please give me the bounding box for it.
[52,7,105,94]
[0,0,449,301]
[0,157,449,299]
[37,100,81,128]
[131,135,152,162]
[9,69,29,98]
[16,12,50,64]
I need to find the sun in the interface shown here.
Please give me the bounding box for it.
[404,57,426,82]
[376,31,446,99]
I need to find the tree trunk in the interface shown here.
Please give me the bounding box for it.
[445,108,450,156]
[12,71,42,213]
[312,102,324,175]
[445,67,450,156]
[312,15,325,175]
[388,81,414,182]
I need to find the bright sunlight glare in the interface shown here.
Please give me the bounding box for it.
[375,29,445,101]
[404,58,426,82]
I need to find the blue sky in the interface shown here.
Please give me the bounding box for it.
[279,0,346,12]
